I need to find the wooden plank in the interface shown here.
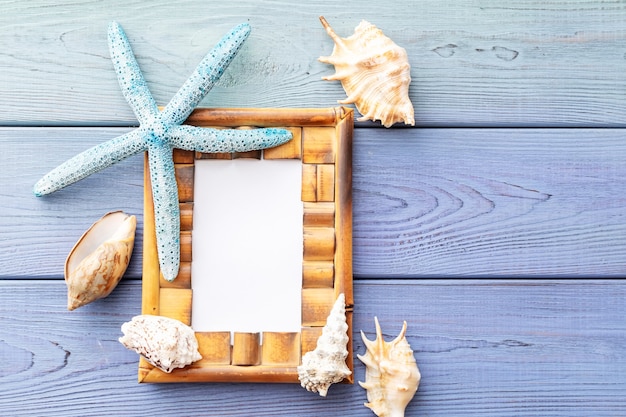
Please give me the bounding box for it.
[159,261,191,289]
[302,127,336,164]
[158,288,192,325]
[142,153,159,315]
[231,332,261,366]
[2,1,626,127]
[352,128,626,277]
[1,128,145,279]
[301,287,335,326]
[0,279,624,416]
[179,202,193,231]
[174,164,194,203]
[261,332,300,366]
[3,127,626,278]
[301,326,323,355]
[263,127,302,159]
[195,332,231,365]
[303,227,335,261]
[301,164,318,202]
[303,202,335,228]
[302,260,334,288]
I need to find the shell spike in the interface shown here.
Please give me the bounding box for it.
[360,328,378,354]
[374,316,385,353]
[359,380,374,390]
[338,96,357,105]
[319,16,347,51]
[392,320,408,345]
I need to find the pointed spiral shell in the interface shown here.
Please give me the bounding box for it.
[298,293,352,396]
[319,17,415,128]
[358,317,420,417]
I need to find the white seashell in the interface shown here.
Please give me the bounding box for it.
[298,293,351,396]
[358,317,420,417]
[319,16,415,128]
[119,315,202,373]
[65,211,136,310]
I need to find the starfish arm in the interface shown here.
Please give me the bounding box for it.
[33,129,147,196]
[147,142,181,281]
[168,125,293,153]
[160,23,251,125]
[108,21,159,124]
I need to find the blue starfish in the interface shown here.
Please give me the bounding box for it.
[33,21,293,281]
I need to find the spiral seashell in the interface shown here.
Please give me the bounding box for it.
[358,317,420,417]
[65,211,136,310]
[119,315,202,373]
[298,293,351,396]
[319,16,414,128]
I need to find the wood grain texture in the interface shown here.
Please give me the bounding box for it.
[3,1,626,415]
[1,127,144,279]
[1,0,626,127]
[0,279,623,416]
[352,128,626,277]
[4,127,624,279]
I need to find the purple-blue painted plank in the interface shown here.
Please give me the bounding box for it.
[1,128,144,279]
[2,127,624,278]
[0,280,624,416]
[352,128,626,277]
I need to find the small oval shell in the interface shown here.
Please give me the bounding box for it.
[119,315,202,373]
[319,17,415,128]
[358,317,420,417]
[298,293,351,396]
[65,211,136,310]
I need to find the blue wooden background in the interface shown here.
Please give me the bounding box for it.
[1,1,625,416]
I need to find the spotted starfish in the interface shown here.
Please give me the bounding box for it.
[34,21,293,281]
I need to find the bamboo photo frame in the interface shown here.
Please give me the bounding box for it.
[140,107,353,383]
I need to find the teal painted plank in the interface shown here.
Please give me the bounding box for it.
[0,1,625,127]
[1,127,625,278]
[0,280,624,416]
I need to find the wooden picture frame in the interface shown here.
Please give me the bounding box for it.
[140,107,353,383]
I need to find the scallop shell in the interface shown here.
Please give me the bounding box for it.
[358,317,420,417]
[65,211,136,310]
[119,315,202,373]
[298,293,351,396]
[319,16,414,128]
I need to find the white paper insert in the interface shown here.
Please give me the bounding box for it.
[191,158,303,333]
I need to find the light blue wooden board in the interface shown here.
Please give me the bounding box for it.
[1,0,625,127]
[2,127,624,278]
[0,280,623,416]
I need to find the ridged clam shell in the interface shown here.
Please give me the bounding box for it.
[119,315,202,373]
[65,211,136,310]
[319,16,414,128]
[298,293,351,396]
[358,318,420,417]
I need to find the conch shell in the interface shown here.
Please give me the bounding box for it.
[65,211,136,310]
[319,16,414,128]
[119,315,202,373]
[358,318,420,417]
[298,293,351,396]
